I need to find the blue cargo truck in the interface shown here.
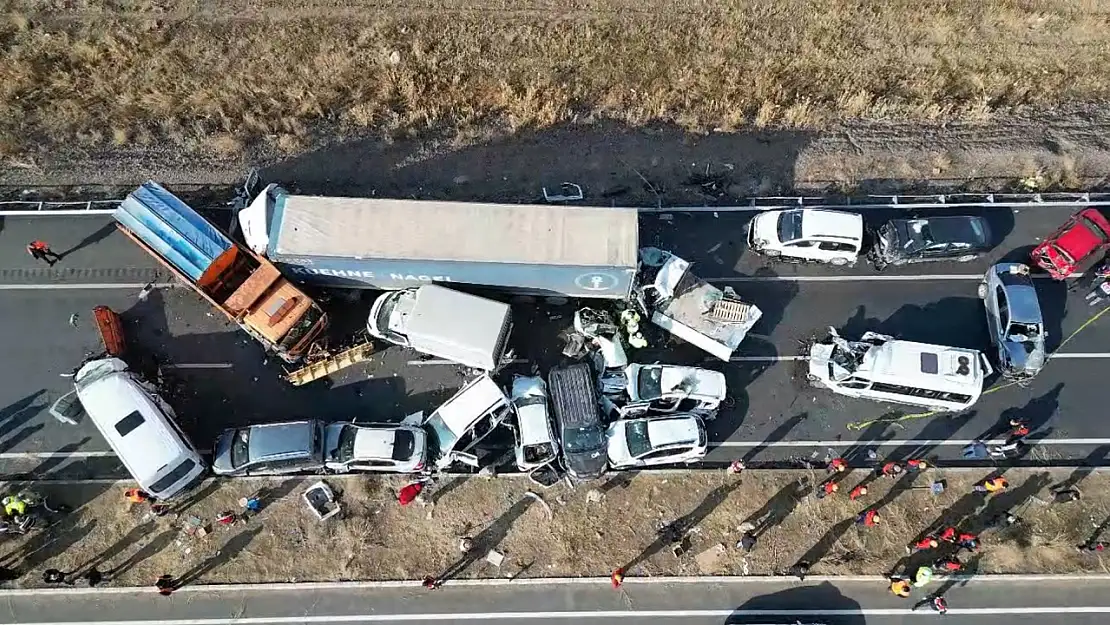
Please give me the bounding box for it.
[237,185,640,299]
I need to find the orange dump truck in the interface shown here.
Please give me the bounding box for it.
[113,181,329,363]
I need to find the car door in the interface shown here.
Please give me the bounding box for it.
[921,242,950,260]
[783,240,818,261]
[993,285,1010,364]
[816,241,851,263]
[835,376,871,398]
[637,446,692,467]
[49,390,86,425]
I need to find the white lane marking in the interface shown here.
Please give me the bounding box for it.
[710,272,1082,282]
[407,359,528,366]
[161,363,233,370]
[712,438,1110,447]
[0,282,180,290]
[9,606,1110,624]
[1049,353,1110,358]
[722,353,1110,363]
[0,210,116,217]
[0,451,117,460]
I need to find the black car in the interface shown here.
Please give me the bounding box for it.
[548,363,608,482]
[870,216,992,269]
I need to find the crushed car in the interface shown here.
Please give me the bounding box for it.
[978,263,1046,380]
[807,328,991,412]
[635,248,762,361]
[422,374,515,471]
[508,375,560,473]
[1031,207,1110,279]
[870,216,992,269]
[606,413,708,469]
[747,208,864,266]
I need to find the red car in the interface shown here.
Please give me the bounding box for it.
[1031,208,1110,279]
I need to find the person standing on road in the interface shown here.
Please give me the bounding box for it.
[890,577,911,598]
[26,241,62,266]
[827,457,848,473]
[880,462,904,478]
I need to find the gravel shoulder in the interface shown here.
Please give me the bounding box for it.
[3,468,1108,588]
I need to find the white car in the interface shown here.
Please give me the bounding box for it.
[509,375,559,472]
[623,364,726,417]
[324,422,428,474]
[747,209,864,265]
[606,414,708,469]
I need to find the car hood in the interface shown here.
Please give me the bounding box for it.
[564,448,607,481]
[1003,339,1047,376]
[212,431,235,473]
[749,213,780,246]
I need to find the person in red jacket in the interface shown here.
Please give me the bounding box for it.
[909,536,939,554]
[26,240,62,266]
[856,509,881,527]
[938,526,958,543]
[827,457,848,473]
[849,485,868,501]
[398,482,424,506]
[880,462,904,478]
[816,481,839,499]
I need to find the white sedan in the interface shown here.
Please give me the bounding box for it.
[606,414,708,469]
[324,422,428,474]
[747,209,864,265]
[624,364,726,416]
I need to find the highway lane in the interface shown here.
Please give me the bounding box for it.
[1,577,1109,624]
[2,203,1110,475]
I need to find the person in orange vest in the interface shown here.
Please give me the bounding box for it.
[816,481,839,499]
[880,462,904,478]
[125,488,151,504]
[974,476,1008,494]
[890,577,911,598]
[856,509,881,527]
[827,457,848,473]
[611,568,625,588]
[26,241,62,266]
[849,484,868,501]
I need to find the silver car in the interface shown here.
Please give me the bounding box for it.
[978,263,1046,379]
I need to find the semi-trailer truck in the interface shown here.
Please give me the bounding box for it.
[114,182,330,364]
[237,184,640,299]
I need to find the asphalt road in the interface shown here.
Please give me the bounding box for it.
[1,577,1109,624]
[2,201,1110,477]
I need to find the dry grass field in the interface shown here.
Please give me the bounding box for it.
[3,0,1110,160]
[4,469,1110,587]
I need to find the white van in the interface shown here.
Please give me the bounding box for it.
[422,375,514,470]
[51,358,206,498]
[368,285,513,371]
[807,328,992,411]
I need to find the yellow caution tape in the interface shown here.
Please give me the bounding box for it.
[845,303,1110,431]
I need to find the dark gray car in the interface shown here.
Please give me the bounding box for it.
[871,216,992,269]
[212,420,326,476]
[548,363,608,482]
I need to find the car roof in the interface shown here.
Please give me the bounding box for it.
[247,420,317,459]
[1054,211,1109,258]
[996,270,1043,324]
[860,340,984,389]
[644,365,725,399]
[907,216,988,245]
[432,375,508,435]
[352,427,403,460]
[75,361,191,479]
[643,415,701,447]
[800,209,863,241]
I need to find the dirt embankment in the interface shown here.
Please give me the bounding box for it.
[3,0,1110,196]
[3,468,1108,588]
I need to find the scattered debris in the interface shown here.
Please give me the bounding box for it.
[303,481,341,521]
[542,182,583,203]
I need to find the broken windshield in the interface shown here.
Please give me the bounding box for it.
[637,367,663,399]
[564,424,605,454]
[624,420,652,457]
[777,210,803,242]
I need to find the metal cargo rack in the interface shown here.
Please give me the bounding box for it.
[283,340,377,386]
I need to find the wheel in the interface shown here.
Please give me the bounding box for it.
[977,283,987,299]
[829,257,850,267]
[955,254,977,263]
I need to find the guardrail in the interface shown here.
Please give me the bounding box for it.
[0,199,121,216]
[4,191,1110,216]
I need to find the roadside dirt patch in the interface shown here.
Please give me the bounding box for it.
[4,0,1110,161]
[3,468,1109,587]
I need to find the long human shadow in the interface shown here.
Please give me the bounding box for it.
[740,413,808,466]
[620,478,743,573]
[71,521,155,575]
[742,478,810,538]
[57,223,118,259]
[435,495,535,583]
[790,517,855,571]
[0,390,46,443]
[1050,445,1110,494]
[105,528,180,580]
[174,526,264,587]
[0,519,98,572]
